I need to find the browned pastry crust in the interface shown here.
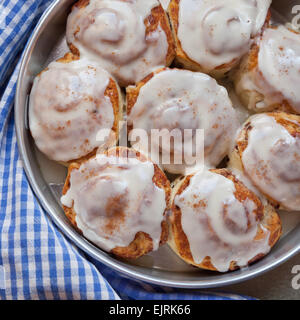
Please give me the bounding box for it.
[168,0,271,78]
[230,111,300,209]
[233,26,299,113]
[34,52,123,166]
[67,0,175,80]
[168,168,282,272]
[62,146,171,259]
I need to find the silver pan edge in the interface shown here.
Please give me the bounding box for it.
[15,0,300,289]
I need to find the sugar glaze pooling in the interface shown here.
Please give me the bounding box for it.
[175,170,270,272]
[128,69,238,175]
[61,155,167,251]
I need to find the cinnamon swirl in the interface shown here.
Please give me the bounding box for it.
[61,147,170,259]
[168,169,282,272]
[127,68,238,175]
[66,0,175,87]
[230,112,300,211]
[168,0,271,78]
[233,26,300,114]
[29,53,123,164]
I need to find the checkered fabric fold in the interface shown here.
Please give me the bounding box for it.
[0,0,253,300]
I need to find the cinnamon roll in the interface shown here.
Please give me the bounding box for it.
[168,0,271,78]
[168,169,282,272]
[230,112,300,211]
[29,53,123,164]
[66,0,175,87]
[61,147,170,259]
[233,26,300,114]
[127,68,238,175]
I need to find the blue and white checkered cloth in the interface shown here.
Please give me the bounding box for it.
[0,0,253,300]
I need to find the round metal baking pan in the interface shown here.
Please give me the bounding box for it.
[15,0,300,288]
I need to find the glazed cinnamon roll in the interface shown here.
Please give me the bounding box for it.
[168,0,271,78]
[230,112,300,211]
[169,169,282,272]
[61,147,170,259]
[127,68,238,175]
[66,0,175,87]
[29,53,123,164]
[233,26,300,114]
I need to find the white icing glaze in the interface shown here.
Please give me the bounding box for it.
[29,58,115,162]
[128,69,238,174]
[174,170,270,272]
[61,154,167,251]
[241,26,300,113]
[240,113,300,211]
[177,0,271,72]
[66,0,169,86]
